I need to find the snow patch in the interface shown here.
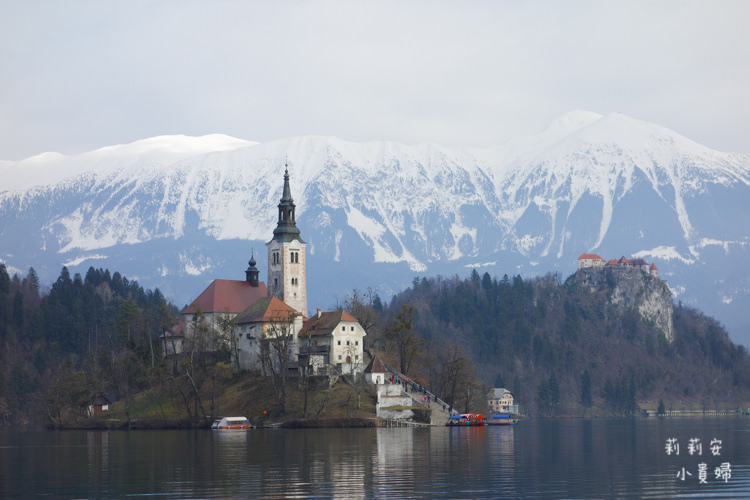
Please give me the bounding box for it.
[448,221,476,260]
[633,246,695,265]
[334,230,342,262]
[464,261,498,268]
[63,254,108,267]
[179,253,213,276]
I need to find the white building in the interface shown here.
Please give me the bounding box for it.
[298,309,367,375]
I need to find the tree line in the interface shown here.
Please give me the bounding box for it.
[0,264,178,426]
[367,269,750,416]
[3,262,749,424]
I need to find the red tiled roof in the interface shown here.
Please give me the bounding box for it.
[234,296,299,325]
[181,279,268,315]
[578,253,604,260]
[299,310,359,337]
[650,263,658,270]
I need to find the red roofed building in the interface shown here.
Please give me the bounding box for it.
[577,253,606,270]
[577,252,659,277]
[298,309,367,375]
[178,254,268,357]
[616,256,632,267]
[232,296,304,372]
[182,277,268,316]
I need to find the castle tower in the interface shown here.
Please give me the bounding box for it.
[266,164,308,316]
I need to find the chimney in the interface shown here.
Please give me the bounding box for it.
[316,308,322,319]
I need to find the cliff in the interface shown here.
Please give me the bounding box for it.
[567,266,675,342]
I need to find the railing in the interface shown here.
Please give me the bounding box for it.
[382,419,431,428]
[643,409,740,417]
[381,362,457,415]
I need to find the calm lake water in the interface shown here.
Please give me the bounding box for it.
[1,418,749,498]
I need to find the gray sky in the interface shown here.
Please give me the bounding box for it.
[1,1,749,160]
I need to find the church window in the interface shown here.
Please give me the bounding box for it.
[274,278,278,286]
[351,326,354,331]
[337,340,341,345]
[341,326,345,331]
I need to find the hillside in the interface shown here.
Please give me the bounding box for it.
[1,261,749,424]
[377,267,750,416]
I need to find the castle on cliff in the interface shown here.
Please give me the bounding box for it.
[577,253,659,277]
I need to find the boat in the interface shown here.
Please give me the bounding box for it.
[212,416,252,430]
[488,413,519,426]
[446,413,487,426]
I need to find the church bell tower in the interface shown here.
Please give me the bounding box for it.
[266,164,308,317]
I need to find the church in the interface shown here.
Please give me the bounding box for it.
[172,165,366,374]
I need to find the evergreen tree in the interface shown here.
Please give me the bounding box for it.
[657,399,666,415]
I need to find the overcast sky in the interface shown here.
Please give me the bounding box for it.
[1,1,748,160]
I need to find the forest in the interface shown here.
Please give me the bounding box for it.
[372,269,750,416]
[1,263,749,425]
[0,265,178,426]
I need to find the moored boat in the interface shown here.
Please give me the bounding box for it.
[446,413,487,426]
[488,413,519,426]
[212,416,252,430]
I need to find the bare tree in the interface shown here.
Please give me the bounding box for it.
[385,304,424,375]
[259,309,298,414]
[182,313,210,422]
[298,329,316,418]
[342,339,360,374]
[439,344,467,408]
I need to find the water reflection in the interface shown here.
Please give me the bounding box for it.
[1,419,748,498]
[86,431,109,494]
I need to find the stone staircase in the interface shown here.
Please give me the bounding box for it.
[376,378,455,426]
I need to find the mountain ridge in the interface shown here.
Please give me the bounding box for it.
[1,111,749,345]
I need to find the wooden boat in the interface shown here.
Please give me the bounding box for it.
[488,414,519,426]
[212,416,252,430]
[446,413,487,426]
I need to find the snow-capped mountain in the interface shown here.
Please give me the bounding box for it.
[1,111,749,345]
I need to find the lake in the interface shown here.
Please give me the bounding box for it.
[1,418,749,498]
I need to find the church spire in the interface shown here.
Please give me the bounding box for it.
[266,162,308,316]
[272,163,305,243]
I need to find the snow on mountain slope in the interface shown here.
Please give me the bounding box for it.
[495,112,750,258]
[1,112,749,345]
[0,134,257,192]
